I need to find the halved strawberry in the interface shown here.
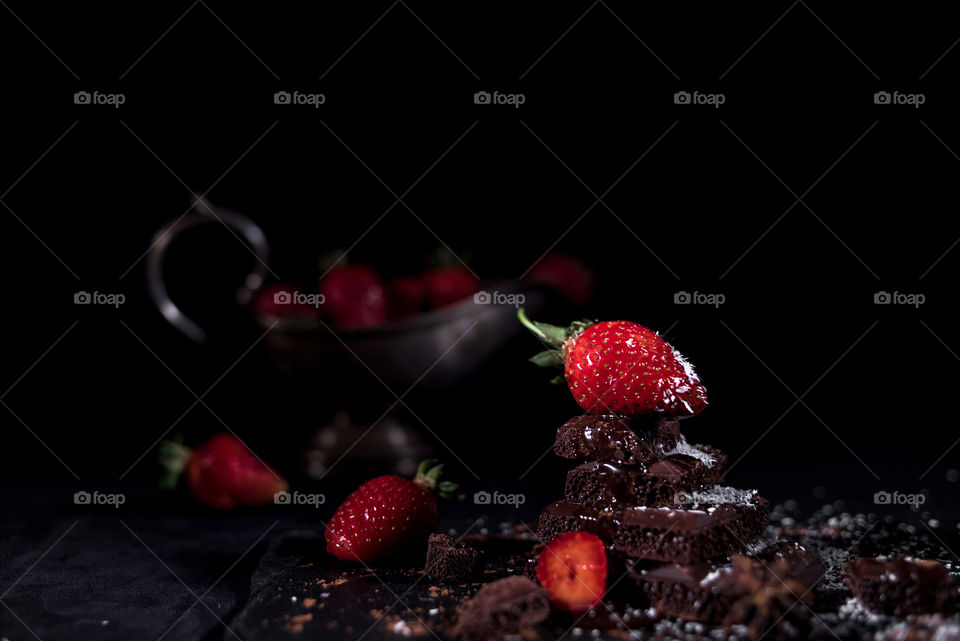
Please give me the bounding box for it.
[536,532,608,613]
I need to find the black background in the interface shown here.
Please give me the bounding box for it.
[1,2,960,637]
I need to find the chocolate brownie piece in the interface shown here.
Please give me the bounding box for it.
[630,541,823,622]
[564,454,707,506]
[424,534,482,583]
[537,488,770,563]
[450,576,549,641]
[554,414,680,464]
[844,557,955,616]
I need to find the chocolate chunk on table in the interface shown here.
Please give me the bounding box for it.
[629,541,823,622]
[450,576,549,641]
[723,580,815,641]
[844,557,956,616]
[564,454,707,506]
[554,414,680,464]
[537,490,770,563]
[424,533,482,583]
[750,540,825,589]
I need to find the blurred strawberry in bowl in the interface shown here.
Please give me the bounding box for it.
[421,266,479,309]
[388,276,427,320]
[318,263,388,329]
[526,253,594,307]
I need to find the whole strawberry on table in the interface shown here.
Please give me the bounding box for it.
[325,459,457,563]
[160,433,288,510]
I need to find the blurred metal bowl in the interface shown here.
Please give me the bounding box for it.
[148,198,548,390]
[255,280,547,389]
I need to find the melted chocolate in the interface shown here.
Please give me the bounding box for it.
[537,494,770,563]
[554,414,681,464]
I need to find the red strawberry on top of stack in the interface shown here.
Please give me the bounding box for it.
[518,310,806,625]
[522,313,708,417]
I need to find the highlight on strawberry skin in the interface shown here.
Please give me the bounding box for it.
[518,309,708,418]
[536,531,608,614]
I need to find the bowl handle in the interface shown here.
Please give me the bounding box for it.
[146,196,270,342]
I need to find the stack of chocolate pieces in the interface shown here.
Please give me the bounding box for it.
[538,414,769,564]
[536,414,808,624]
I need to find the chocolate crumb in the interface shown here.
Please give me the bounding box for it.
[451,576,549,641]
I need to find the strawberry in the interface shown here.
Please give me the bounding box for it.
[421,266,479,309]
[319,264,388,328]
[525,253,594,307]
[252,283,318,318]
[536,532,608,613]
[325,460,457,563]
[160,434,288,510]
[388,276,427,319]
[519,310,707,417]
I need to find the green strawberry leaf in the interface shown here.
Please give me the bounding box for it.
[529,350,564,368]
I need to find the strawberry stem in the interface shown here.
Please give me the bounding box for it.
[414,459,459,500]
[158,439,192,489]
[518,309,595,379]
[517,308,571,349]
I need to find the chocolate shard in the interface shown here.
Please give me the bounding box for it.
[723,579,814,641]
[629,541,822,623]
[564,454,707,507]
[424,534,482,583]
[537,488,770,564]
[844,557,956,616]
[450,576,549,641]
[746,540,824,590]
[554,414,680,465]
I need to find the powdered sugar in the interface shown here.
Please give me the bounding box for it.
[661,434,717,468]
[700,566,734,586]
[676,486,759,509]
[672,347,702,388]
